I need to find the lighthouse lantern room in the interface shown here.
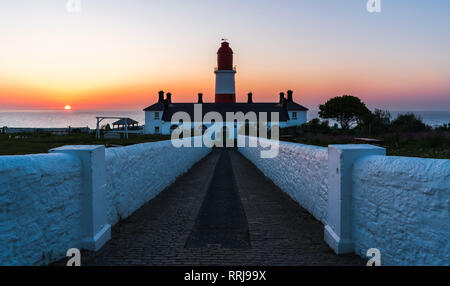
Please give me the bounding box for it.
[215,41,237,103]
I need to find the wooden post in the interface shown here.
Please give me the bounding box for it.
[96,118,100,139]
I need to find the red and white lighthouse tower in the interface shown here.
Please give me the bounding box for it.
[215,41,236,103]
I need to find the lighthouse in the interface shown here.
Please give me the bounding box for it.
[215,41,237,103]
[144,40,310,136]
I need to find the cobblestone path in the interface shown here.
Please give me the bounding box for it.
[68,149,363,266]
[185,150,250,249]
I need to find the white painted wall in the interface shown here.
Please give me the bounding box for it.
[215,70,236,94]
[240,138,449,265]
[105,140,211,226]
[144,110,164,134]
[145,119,298,137]
[286,110,307,127]
[2,136,448,266]
[0,153,83,265]
[324,144,386,255]
[352,155,450,265]
[0,140,211,265]
[238,137,329,223]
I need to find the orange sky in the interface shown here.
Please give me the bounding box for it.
[0,1,449,111]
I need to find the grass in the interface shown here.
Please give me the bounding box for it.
[2,129,449,159]
[0,133,171,156]
[281,131,450,159]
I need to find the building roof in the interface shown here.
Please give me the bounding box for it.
[143,102,308,122]
[112,118,139,126]
[285,102,309,111]
[144,102,308,122]
[144,102,165,111]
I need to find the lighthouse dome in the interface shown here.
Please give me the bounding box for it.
[217,41,234,70]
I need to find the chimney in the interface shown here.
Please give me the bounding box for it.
[282,98,287,110]
[198,93,203,103]
[247,92,253,103]
[166,92,172,104]
[158,90,164,103]
[279,92,285,103]
[287,90,293,102]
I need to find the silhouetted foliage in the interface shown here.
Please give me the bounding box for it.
[319,95,371,130]
[436,123,450,131]
[279,100,449,158]
[358,109,391,135]
[299,118,332,134]
[391,113,430,133]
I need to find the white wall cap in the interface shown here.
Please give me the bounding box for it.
[50,145,105,152]
[329,144,385,151]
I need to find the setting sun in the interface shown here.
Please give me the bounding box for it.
[64,105,72,110]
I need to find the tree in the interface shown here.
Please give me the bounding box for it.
[319,95,370,130]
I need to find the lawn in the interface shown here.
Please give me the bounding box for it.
[2,130,449,159]
[0,133,171,156]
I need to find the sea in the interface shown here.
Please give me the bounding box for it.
[0,110,449,129]
[308,110,450,128]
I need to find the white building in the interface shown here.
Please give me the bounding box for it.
[143,91,308,136]
[143,41,308,135]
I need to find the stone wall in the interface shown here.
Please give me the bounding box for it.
[105,140,211,226]
[1,136,448,266]
[239,138,449,265]
[238,137,329,223]
[0,153,83,265]
[0,140,211,265]
[352,155,450,265]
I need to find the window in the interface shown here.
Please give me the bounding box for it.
[154,112,160,120]
[155,126,160,133]
[292,112,297,120]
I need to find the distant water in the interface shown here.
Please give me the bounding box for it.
[0,109,448,129]
[0,110,145,129]
[308,110,450,128]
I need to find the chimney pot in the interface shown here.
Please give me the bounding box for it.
[166,92,172,104]
[198,93,203,103]
[247,92,253,103]
[158,91,164,103]
[287,90,293,102]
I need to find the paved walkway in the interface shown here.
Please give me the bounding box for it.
[185,150,250,249]
[73,149,363,266]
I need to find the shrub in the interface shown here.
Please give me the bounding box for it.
[436,123,450,131]
[391,113,430,133]
[300,118,332,134]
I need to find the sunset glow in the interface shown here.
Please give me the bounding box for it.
[0,1,449,111]
[64,105,72,110]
